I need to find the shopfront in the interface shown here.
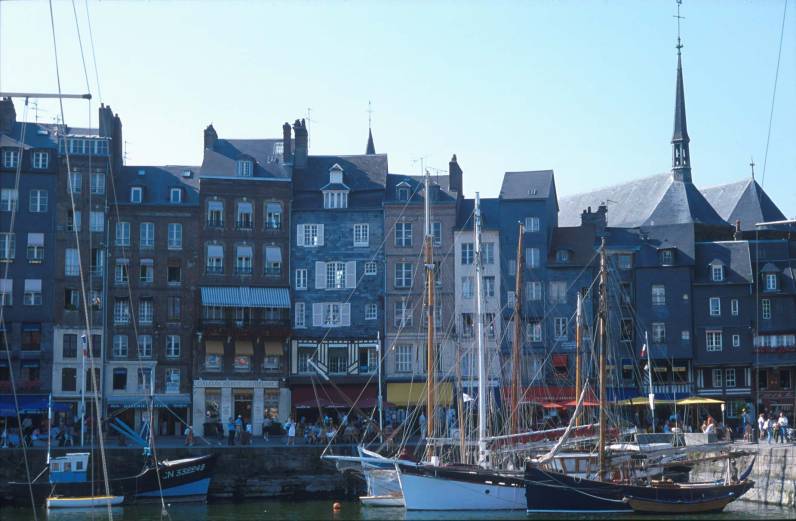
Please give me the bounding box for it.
[192,378,289,436]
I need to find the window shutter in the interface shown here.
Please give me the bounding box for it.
[317,224,325,246]
[296,224,304,246]
[315,262,326,289]
[312,303,323,327]
[341,303,351,327]
[345,261,356,288]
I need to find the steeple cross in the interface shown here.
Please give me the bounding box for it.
[674,0,685,53]
[750,158,756,179]
[367,100,374,130]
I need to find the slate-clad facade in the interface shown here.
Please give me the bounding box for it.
[290,120,387,417]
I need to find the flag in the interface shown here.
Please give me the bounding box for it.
[81,334,88,358]
[640,343,647,358]
[462,393,475,403]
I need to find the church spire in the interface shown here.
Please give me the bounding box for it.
[365,100,376,155]
[671,0,691,182]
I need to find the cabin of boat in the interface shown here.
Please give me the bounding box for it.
[49,453,90,483]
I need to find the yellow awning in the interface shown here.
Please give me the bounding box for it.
[387,382,452,407]
[235,340,253,355]
[264,341,282,355]
[677,396,724,406]
[618,396,676,406]
[205,340,224,354]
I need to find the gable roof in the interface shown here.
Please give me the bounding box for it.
[499,170,556,201]
[384,173,457,204]
[456,197,500,230]
[294,154,387,192]
[199,138,289,179]
[694,241,753,283]
[117,165,200,206]
[701,178,787,231]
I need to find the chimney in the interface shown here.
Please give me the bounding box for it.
[581,203,608,235]
[0,97,16,134]
[204,124,218,150]
[293,119,308,170]
[734,219,742,240]
[112,113,123,170]
[282,122,293,164]
[98,104,114,138]
[448,154,463,196]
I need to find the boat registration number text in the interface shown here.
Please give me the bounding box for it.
[162,464,205,480]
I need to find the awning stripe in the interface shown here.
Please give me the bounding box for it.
[201,287,290,309]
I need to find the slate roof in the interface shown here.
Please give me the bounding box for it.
[117,165,200,206]
[549,226,599,267]
[199,138,289,179]
[456,198,500,231]
[384,173,457,204]
[0,122,57,149]
[293,154,387,210]
[701,178,787,231]
[693,241,753,284]
[499,170,556,201]
[558,173,728,230]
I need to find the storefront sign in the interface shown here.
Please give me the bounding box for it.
[194,379,279,389]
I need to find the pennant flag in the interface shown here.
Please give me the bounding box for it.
[462,393,475,403]
[640,343,647,358]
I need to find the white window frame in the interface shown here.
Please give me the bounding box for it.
[762,299,771,320]
[64,247,79,276]
[732,334,740,348]
[166,335,181,358]
[526,247,540,268]
[461,242,474,265]
[395,263,413,288]
[731,299,739,316]
[527,281,542,301]
[713,368,723,387]
[138,335,153,358]
[130,186,142,203]
[725,368,736,388]
[167,223,182,250]
[140,222,154,249]
[528,321,543,343]
[90,211,104,232]
[169,188,182,204]
[115,222,130,246]
[706,330,723,352]
[29,190,48,213]
[711,264,724,282]
[483,242,495,265]
[68,172,82,194]
[395,345,412,373]
[652,322,666,344]
[525,216,540,232]
[431,222,442,246]
[295,269,308,290]
[0,188,17,212]
[394,300,412,328]
[651,285,666,306]
[364,262,377,276]
[326,262,346,289]
[295,302,306,328]
[236,159,253,177]
[112,335,128,358]
[765,273,777,291]
[23,279,42,306]
[395,222,412,247]
[2,150,19,168]
[365,303,377,320]
[462,276,474,299]
[709,297,721,317]
[554,317,567,339]
[353,224,369,247]
[90,172,105,195]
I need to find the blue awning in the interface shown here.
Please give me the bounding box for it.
[201,287,290,309]
[0,395,69,416]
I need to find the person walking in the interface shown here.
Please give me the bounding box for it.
[184,425,194,446]
[777,412,788,444]
[419,412,427,440]
[286,418,296,446]
[757,413,766,444]
[227,417,236,446]
[764,416,772,444]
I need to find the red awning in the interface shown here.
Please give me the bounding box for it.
[552,354,568,367]
[291,384,378,410]
[562,399,600,407]
[541,402,565,409]
[521,386,574,402]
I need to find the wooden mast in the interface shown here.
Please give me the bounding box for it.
[597,237,608,479]
[424,169,436,459]
[510,223,524,435]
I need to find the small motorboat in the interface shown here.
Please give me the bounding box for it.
[46,495,125,509]
[359,493,404,507]
[623,493,735,514]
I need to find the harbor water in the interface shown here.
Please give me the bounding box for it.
[0,500,792,520]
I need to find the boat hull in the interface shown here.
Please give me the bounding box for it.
[359,494,404,507]
[47,496,124,509]
[396,462,526,511]
[624,494,734,514]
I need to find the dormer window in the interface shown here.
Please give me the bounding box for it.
[169,188,182,204]
[32,151,49,169]
[235,159,253,177]
[130,187,143,204]
[324,191,348,209]
[659,249,674,266]
[765,273,778,291]
[396,181,411,202]
[556,249,570,263]
[329,164,344,184]
[711,264,724,282]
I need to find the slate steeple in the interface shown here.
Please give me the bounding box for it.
[366,128,376,155]
[671,1,691,182]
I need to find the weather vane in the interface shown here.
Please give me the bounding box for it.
[674,0,685,53]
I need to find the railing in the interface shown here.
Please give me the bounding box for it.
[206,217,224,229]
[200,318,291,329]
[235,220,253,230]
[206,265,224,274]
[264,220,281,230]
[235,266,253,275]
[264,267,281,277]
[652,383,693,395]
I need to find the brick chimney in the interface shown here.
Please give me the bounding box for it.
[581,204,608,234]
[448,154,463,196]
[293,119,308,170]
[734,219,742,240]
[0,97,16,134]
[204,124,218,150]
[282,122,292,164]
[112,112,123,170]
[98,104,114,138]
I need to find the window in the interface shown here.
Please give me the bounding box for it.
[138,335,152,358]
[323,190,348,209]
[483,242,495,264]
[264,246,281,276]
[652,322,666,343]
[554,317,567,339]
[69,172,82,194]
[709,297,721,317]
[61,368,76,392]
[114,261,129,284]
[507,290,515,307]
[114,298,130,325]
[394,300,412,327]
[353,224,369,247]
[23,279,42,305]
[659,249,674,265]
[299,223,323,247]
[62,334,77,358]
[207,200,224,227]
[115,222,130,246]
[206,244,224,273]
[235,159,253,177]
[140,222,154,248]
[169,188,182,203]
[526,247,540,268]
[706,330,723,352]
[621,319,634,342]
[525,217,540,232]
[618,254,633,270]
[167,296,181,321]
[94,139,109,156]
[69,139,87,155]
[319,303,346,327]
[527,321,542,342]
[651,285,666,306]
[26,233,44,262]
[462,277,474,299]
[67,210,81,232]
[365,303,378,320]
[395,222,412,247]
[326,262,346,289]
[112,335,128,358]
[556,249,570,263]
[395,263,413,288]
[167,223,182,249]
[431,222,442,246]
[713,368,723,388]
[89,211,104,232]
[295,269,308,290]
[365,262,377,276]
[139,260,154,283]
[0,233,14,262]
[0,279,11,306]
[138,368,152,393]
[64,288,80,310]
[461,313,474,338]
[765,274,778,291]
[138,298,153,324]
[235,245,253,274]
[721,368,736,388]
[549,281,567,304]
[780,369,791,389]
[265,202,282,230]
[29,190,48,213]
[711,264,724,282]
[396,345,412,373]
[732,334,740,347]
[236,201,253,229]
[20,323,41,351]
[0,189,17,212]
[130,186,142,203]
[527,281,542,301]
[295,302,306,328]
[485,313,496,338]
[112,368,127,391]
[29,151,49,169]
[90,172,105,194]
[166,335,181,358]
[731,299,739,316]
[484,276,495,298]
[2,150,19,168]
[461,243,474,265]
[762,299,771,320]
[64,248,79,275]
[165,368,180,393]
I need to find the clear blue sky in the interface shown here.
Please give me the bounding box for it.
[1,0,794,215]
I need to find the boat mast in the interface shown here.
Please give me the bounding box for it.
[645,330,655,433]
[510,223,524,435]
[575,291,583,427]
[377,330,384,442]
[597,237,607,479]
[80,334,87,447]
[474,193,487,467]
[47,393,52,464]
[424,169,436,458]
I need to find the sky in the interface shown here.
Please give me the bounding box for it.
[1,0,794,215]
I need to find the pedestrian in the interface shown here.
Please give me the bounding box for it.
[184,425,194,446]
[263,416,272,442]
[778,412,789,443]
[244,421,252,445]
[757,413,766,443]
[227,417,235,446]
[286,418,296,445]
[763,416,772,444]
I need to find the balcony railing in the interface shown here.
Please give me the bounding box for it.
[235,266,252,275]
[200,317,291,330]
[206,217,224,229]
[265,219,281,230]
[235,219,253,230]
[206,265,224,274]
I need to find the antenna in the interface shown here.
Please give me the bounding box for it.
[306,107,317,148]
[674,0,685,54]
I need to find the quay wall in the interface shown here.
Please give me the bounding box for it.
[0,446,364,501]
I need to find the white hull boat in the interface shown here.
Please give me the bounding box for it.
[359,494,404,507]
[46,495,125,509]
